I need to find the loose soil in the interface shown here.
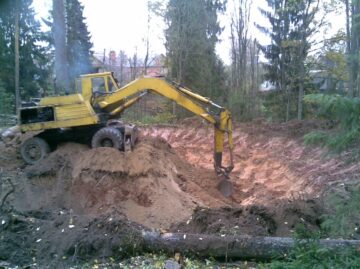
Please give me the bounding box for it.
[1,119,359,266]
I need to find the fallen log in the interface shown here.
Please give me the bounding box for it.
[142,232,360,260]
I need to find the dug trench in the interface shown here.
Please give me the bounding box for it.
[1,119,359,266]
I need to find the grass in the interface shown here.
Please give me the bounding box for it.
[122,112,176,125]
[262,242,360,269]
[321,182,360,239]
[72,253,251,269]
[304,94,360,158]
[261,181,360,269]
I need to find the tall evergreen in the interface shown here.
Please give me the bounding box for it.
[259,0,320,121]
[164,0,226,100]
[0,0,50,113]
[65,0,93,84]
[258,0,294,121]
[50,0,93,92]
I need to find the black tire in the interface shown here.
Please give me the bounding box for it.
[20,137,50,165]
[91,127,123,149]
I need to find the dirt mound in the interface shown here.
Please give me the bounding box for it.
[0,208,147,267]
[16,138,202,229]
[171,198,322,237]
[171,206,276,236]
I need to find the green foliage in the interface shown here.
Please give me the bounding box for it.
[263,241,360,269]
[260,205,360,269]
[321,183,360,239]
[0,0,51,101]
[0,79,15,114]
[303,131,328,146]
[258,0,320,121]
[324,50,348,84]
[49,0,93,92]
[304,94,360,153]
[313,31,348,94]
[65,0,93,83]
[262,91,290,122]
[164,0,227,102]
[136,112,175,125]
[262,179,360,268]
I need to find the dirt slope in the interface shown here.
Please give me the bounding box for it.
[142,119,360,207]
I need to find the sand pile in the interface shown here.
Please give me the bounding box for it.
[20,138,202,229]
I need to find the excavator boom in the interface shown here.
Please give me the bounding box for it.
[18,72,235,196]
[94,76,234,181]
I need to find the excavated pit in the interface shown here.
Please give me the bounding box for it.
[1,119,359,265]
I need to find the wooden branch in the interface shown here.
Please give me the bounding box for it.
[143,232,360,260]
[0,173,15,209]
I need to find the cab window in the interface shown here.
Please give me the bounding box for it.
[92,77,106,93]
[108,79,115,92]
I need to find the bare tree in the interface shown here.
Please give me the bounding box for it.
[229,0,261,120]
[143,0,152,75]
[249,39,260,117]
[128,50,139,81]
[118,50,127,85]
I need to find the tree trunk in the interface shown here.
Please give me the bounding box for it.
[297,64,304,120]
[143,232,360,261]
[352,1,360,97]
[345,0,354,97]
[14,0,20,116]
[298,46,306,120]
[285,88,290,122]
[53,0,69,94]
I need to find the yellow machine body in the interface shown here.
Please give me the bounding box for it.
[19,72,234,181]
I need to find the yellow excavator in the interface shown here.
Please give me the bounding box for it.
[19,72,234,196]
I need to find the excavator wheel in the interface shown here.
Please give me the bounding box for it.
[20,137,50,165]
[91,127,123,149]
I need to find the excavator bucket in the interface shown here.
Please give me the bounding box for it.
[217,179,234,197]
[214,149,234,197]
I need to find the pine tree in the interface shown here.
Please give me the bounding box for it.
[65,0,93,85]
[258,0,294,121]
[259,0,320,121]
[0,78,15,115]
[0,0,50,110]
[164,0,226,100]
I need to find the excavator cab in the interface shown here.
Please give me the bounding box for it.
[79,72,119,102]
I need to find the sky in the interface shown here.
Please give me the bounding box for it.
[32,0,345,65]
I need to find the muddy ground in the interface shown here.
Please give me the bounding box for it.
[0,119,359,267]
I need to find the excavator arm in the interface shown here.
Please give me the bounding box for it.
[94,77,234,180]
